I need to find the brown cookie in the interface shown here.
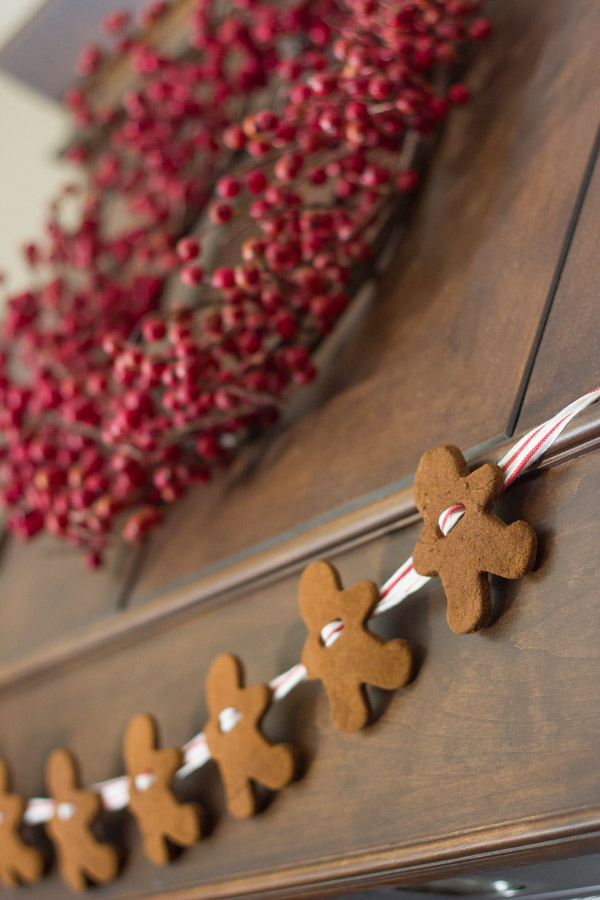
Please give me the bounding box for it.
[299,561,413,732]
[412,444,537,634]
[123,713,201,865]
[45,749,117,892]
[204,654,296,819]
[0,758,43,887]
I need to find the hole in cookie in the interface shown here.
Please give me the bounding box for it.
[319,619,344,647]
[57,802,75,820]
[438,503,466,536]
[134,770,156,792]
[218,706,242,734]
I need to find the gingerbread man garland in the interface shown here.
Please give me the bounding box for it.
[123,713,201,865]
[45,749,117,892]
[299,561,413,732]
[204,653,296,819]
[412,445,537,634]
[0,758,43,887]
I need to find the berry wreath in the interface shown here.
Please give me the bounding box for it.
[0,0,492,567]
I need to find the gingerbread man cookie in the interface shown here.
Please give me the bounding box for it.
[0,757,43,887]
[123,713,201,864]
[412,444,537,634]
[45,749,117,892]
[299,561,413,732]
[204,653,295,818]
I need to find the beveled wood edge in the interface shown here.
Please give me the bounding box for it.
[0,405,599,694]
[111,807,600,900]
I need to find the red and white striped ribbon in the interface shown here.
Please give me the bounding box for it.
[23,797,56,826]
[21,386,600,820]
[498,386,600,487]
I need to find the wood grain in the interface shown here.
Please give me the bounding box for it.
[0,448,600,898]
[516,136,600,431]
[129,0,600,605]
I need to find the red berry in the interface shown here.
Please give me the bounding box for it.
[245,170,267,194]
[448,84,470,105]
[368,76,394,100]
[210,202,234,224]
[85,551,102,569]
[211,267,235,289]
[274,153,304,183]
[101,332,122,357]
[223,125,246,150]
[216,176,241,198]
[274,311,297,340]
[102,10,130,33]
[195,433,221,460]
[142,318,167,342]
[181,264,205,286]
[469,18,493,40]
[176,237,201,261]
[396,169,419,192]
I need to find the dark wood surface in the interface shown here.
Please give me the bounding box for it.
[127,0,600,605]
[1,448,600,899]
[0,536,140,664]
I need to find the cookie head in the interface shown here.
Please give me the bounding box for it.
[47,749,78,797]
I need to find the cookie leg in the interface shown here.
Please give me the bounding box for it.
[442,568,491,634]
[222,773,255,819]
[0,857,16,887]
[61,857,86,892]
[325,675,369,732]
[144,831,169,865]
[16,844,43,884]
[84,841,117,885]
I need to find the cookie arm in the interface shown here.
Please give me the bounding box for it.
[157,747,182,781]
[413,525,443,576]
[478,518,537,579]
[15,842,43,884]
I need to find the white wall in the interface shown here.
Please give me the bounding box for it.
[0,0,47,44]
[0,0,76,292]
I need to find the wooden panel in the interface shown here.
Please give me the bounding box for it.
[516,136,600,431]
[0,535,140,664]
[2,445,600,898]
[130,0,600,605]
